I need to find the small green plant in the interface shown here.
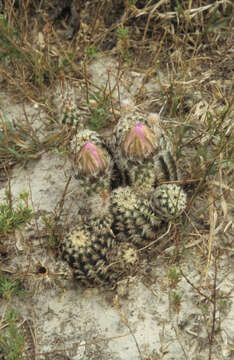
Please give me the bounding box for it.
[170,291,183,312]
[0,274,23,300]
[61,52,76,68]
[0,115,43,166]
[0,309,25,360]
[167,266,182,289]
[0,14,25,63]
[0,191,33,235]
[28,54,59,87]
[116,26,133,62]
[41,214,59,248]
[206,7,231,33]
[174,0,184,14]
[117,26,129,40]
[85,45,99,60]
[200,302,210,315]
[88,91,112,130]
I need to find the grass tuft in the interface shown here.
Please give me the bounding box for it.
[0,274,23,300]
[0,309,25,360]
[0,191,33,236]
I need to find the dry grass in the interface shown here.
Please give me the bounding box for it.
[0,1,233,359]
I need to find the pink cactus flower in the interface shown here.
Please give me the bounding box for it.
[77,141,107,176]
[122,123,156,159]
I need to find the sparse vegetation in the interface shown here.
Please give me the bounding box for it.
[87,90,112,130]
[0,309,25,360]
[0,114,42,166]
[170,290,183,312]
[167,266,182,289]
[85,45,99,60]
[41,213,60,249]
[0,0,233,359]
[0,191,33,235]
[0,274,23,300]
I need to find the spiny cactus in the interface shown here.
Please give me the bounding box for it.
[150,183,187,220]
[60,191,138,285]
[58,97,187,285]
[59,186,139,286]
[127,149,182,193]
[121,122,156,160]
[110,184,187,247]
[76,141,108,177]
[111,112,168,161]
[60,223,115,285]
[70,130,114,194]
[60,223,139,286]
[154,150,180,184]
[110,186,162,246]
[52,77,80,130]
[106,242,139,278]
[85,190,114,234]
[110,111,173,192]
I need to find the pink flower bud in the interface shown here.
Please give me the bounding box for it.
[77,141,107,176]
[121,123,156,159]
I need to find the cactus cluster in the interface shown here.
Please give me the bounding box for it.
[56,91,187,285]
[110,183,186,247]
[60,191,138,285]
[60,224,139,285]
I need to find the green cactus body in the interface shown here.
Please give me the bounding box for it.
[151,184,187,220]
[60,192,138,285]
[154,150,180,185]
[62,107,80,129]
[127,150,180,193]
[110,184,187,247]
[110,186,162,246]
[60,224,115,285]
[128,161,158,193]
[106,242,139,278]
[52,79,80,129]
